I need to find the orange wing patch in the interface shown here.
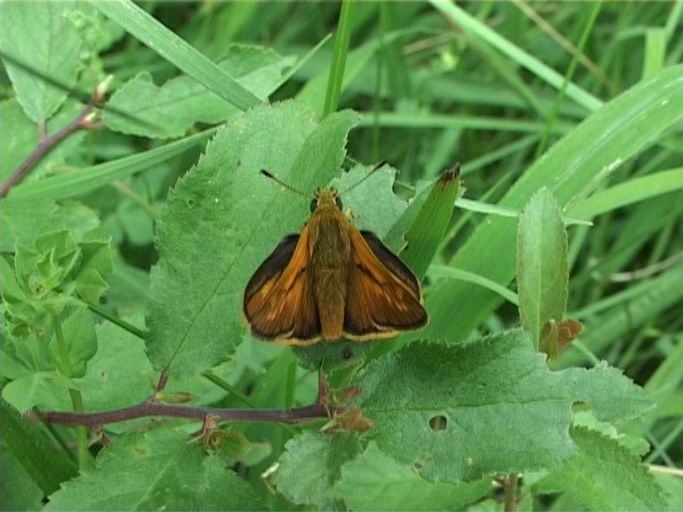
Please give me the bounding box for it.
[244,226,321,345]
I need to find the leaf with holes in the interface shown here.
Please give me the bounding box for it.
[354,330,653,482]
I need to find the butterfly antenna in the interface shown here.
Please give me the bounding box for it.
[339,160,389,196]
[260,170,309,197]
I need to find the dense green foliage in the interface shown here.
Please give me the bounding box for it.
[1,1,682,510]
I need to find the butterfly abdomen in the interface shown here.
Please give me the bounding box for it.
[309,212,352,340]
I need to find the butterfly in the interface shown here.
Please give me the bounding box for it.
[243,169,428,346]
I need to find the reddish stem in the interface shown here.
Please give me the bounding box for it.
[0,103,95,198]
[39,399,333,427]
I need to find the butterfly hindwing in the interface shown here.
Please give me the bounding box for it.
[344,229,427,340]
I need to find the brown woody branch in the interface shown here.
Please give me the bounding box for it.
[0,103,97,198]
[38,399,333,427]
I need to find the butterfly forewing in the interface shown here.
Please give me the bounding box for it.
[243,228,321,344]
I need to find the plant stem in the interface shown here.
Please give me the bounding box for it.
[40,400,333,427]
[51,312,91,470]
[322,0,355,117]
[503,474,520,512]
[69,390,90,470]
[0,103,95,198]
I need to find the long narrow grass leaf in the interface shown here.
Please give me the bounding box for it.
[91,0,261,111]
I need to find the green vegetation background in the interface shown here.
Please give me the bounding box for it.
[1,1,682,511]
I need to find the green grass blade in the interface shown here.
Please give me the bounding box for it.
[91,0,261,111]
[560,265,683,367]
[428,266,519,306]
[421,65,683,343]
[569,167,683,220]
[431,0,603,112]
[359,112,575,134]
[5,129,215,202]
[322,0,355,116]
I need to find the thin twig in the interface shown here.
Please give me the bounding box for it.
[0,104,96,198]
[37,399,333,427]
[608,251,683,282]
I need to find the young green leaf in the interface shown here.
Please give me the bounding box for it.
[0,2,81,123]
[330,163,407,238]
[401,166,460,280]
[517,188,568,354]
[79,322,157,412]
[45,427,263,510]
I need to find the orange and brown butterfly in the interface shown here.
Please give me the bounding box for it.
[243,166,428,346]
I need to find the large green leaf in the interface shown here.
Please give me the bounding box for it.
[0,2,81,122]
[146,101,359,378]
[45,427,263,510]
[355,330,652,482]
[421,65,683,343]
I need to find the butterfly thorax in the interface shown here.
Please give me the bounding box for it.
[308,190,351,339]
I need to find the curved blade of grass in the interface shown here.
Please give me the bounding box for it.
[4,129,215,203]
[560,264,683,367]
[420,65,683,343]
[297,29,411,115]
[359,111,575,134]
[91,0,261,111]
[568,167,683,220]
[456,198,592,226]
[427,266,519,306]
[431,0,603,112]
[273,33,333,93]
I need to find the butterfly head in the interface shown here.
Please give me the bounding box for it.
[311,188,343,213]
